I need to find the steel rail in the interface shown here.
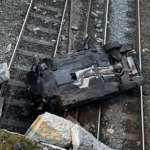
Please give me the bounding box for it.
[8,0,34,70]
[54,0,68,57]
[68,0,73,53]
[97,0,109,140]
[103,0,109,45]
[137,0,145,149]
[84,0,92,38]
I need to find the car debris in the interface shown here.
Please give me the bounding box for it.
[25,112,112,150]
[25,41,144,112]
[96,23,101,29]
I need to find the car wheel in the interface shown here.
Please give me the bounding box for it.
[103,41,121,52]
[119,82,137,92]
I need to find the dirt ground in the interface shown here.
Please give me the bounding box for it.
[0,0,149,149]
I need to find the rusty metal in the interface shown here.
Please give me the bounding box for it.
[68,0,73,53]
[84,0,92,38]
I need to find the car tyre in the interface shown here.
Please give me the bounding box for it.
[103,41,121,52]
[119,82,137,92]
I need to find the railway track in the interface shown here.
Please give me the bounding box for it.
[0,0,145,149]
[98,0,145,150]
[0,0,69,133]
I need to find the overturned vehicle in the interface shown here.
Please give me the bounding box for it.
[26,41,144,112]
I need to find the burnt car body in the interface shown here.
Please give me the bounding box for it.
[26,41,144,111]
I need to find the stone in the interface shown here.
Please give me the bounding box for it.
[25,112,74,148]
[71,124,112,150]
[0,63,10,84]
[91,12,98,18]
[106,129,114,135]
[25,113,112,150]
[61,35,66,41]
[55,14,62,19]
[71,25,78,30]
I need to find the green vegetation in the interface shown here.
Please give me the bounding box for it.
[0,130,43,150]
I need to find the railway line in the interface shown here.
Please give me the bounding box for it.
[0,0,145,150]
[99,0,144,150]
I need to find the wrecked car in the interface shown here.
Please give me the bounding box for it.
[25,41,144,112]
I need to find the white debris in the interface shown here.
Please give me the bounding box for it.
[5,43,11,53]
[106,128,114,135]
[34,6,41,11]
[0,63,10,83]
[142,48,149,52]
[33,27,40,31]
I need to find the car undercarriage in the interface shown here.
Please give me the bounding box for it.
[25,41,144,112]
